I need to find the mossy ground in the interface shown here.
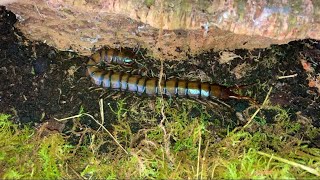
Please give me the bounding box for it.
[1,95,320,179]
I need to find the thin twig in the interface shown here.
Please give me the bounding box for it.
[257,151,320,176]
[55,114,83,121]
[98,98,104,131]
[55,113,128,155]
[67,163,85,180]
[158,59,173,163]
[88,113,128,154]
[196,129,202,179]
[201,140,210,180]
[277,73,297,80]
[241,87,273,130]
[158,59,166,125]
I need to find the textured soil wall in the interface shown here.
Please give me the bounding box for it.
[6,0,320,60]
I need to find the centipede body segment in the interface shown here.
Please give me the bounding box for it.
[86,48,253,101]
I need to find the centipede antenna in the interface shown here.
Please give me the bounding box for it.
[228,95,257,105]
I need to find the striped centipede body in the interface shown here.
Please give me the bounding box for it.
[86,48,253,101]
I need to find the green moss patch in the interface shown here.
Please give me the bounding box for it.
[0,96,319,178]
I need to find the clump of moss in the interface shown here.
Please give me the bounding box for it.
[0,96,319,179]
[144,0,155,8]
[0,114,72,179]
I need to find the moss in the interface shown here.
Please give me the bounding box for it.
[144,0,155,8]
[0,95,320,178]
[0,114,72,179]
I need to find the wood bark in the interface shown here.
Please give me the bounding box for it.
[6,0,320,60]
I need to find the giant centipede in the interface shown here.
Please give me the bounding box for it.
[86,48,253,101]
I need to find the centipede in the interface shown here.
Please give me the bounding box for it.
[86,48,254,102]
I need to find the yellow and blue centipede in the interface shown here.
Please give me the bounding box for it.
[86,48,253,101]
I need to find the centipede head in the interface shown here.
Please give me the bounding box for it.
[228,89,257,104]
[214,84,257,104]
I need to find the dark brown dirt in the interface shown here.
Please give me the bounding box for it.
[0,5,319,133]
[0,6,97,126]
